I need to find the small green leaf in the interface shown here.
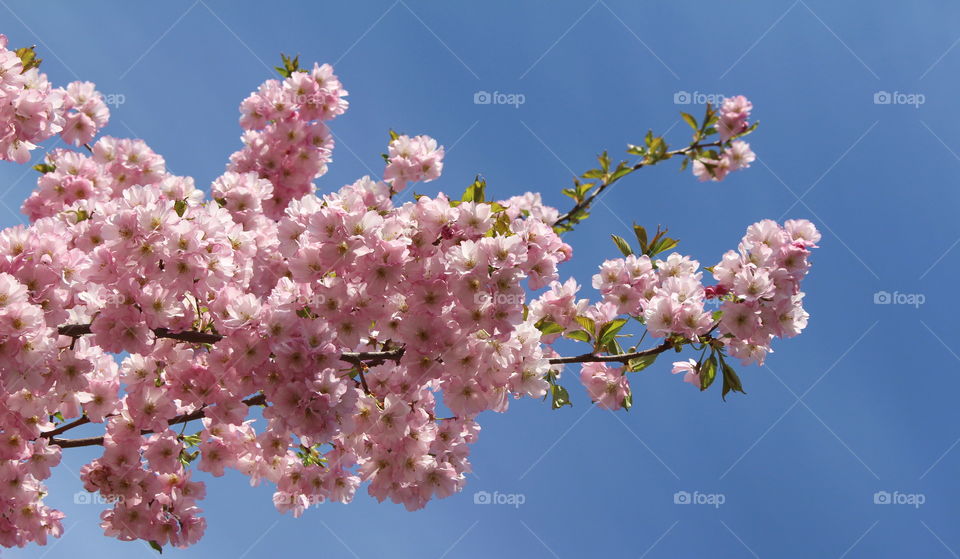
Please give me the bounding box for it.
[574,315,596,334]
[649,236,679,256]
[148,540,163,553]
[680,112,698,131]
[32,162,56,174]
[14,46,41,72]
[598,151,611,172]
[720,357,746,401]
[731,120,760,140]
[461,175,486,203]
[174,199,188,217]
[627,353,658,372]
[274,53,301,78]
[699,353,718,391]
[597,318,629,348]
[609,161,633,182]
[611,235,633,257]
[633,224,648,252]
[622,388,633,411]
[565,329,592,343]
[535,319,565,336]
[551,383,572,409]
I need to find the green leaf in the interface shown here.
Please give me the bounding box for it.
[680,112,698,131]
[611,235,633,257]
[461,175,486,203]
[174,199,188,217]
[609,161,633,182]
[550,384,573,410]
[720,357,746,400]
[598,150,610,172]
[564,329,592,343]
[543,371,573,409]
[574,315,596,334]
[388,129,400,142]
[581,169,605,179]
[622,388,633,411]
[597,318,628,348]
[633,224,648,252]
[649,236,679,256]
[605,336,624,357]
[14,46,41,72]
[274,53,301,78]
[32,162,56,174]
[148,540,163,554]
[699,353,718,391]
[179,449,199,466]
[627,353,658,372]
[731,120,760,140]
[535,318,565,336]
[551,383,572,409]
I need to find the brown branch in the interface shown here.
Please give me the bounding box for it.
[58,323,223,344]
[57,324,408,365]
[47,394,268,448]
[546,340,674,365]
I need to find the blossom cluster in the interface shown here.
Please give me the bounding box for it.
[231,62,348,218]
[383,134,445,192]
[712,219,820,365]
[0,35,109,163]
[530,217,819,406]
[692,95,756,182]
[0,41,814,552]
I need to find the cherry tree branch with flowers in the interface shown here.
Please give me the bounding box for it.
[0,40,817,551]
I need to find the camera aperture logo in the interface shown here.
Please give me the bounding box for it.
[473,490,525,508]
[873,91,925,108]
[873,290,925,308]
[873,490,925,508]
[673,490,725,508]
[474,90,525,108]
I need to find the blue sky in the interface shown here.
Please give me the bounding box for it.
[1,1,959,557]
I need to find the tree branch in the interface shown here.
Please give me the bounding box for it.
[46,323,695,448]
[553,142,721,230]
[546,340,674,365]
[46,394,268,448]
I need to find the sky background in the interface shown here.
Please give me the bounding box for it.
[0,1,958,557]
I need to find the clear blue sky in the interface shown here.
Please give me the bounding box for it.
[1,1,958,557]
